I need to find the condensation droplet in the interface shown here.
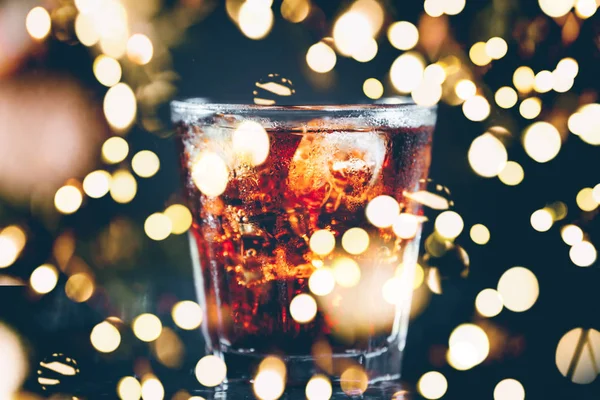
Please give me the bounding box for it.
[404,179,454,210]
[253,73,296,105]
[37,353,81,391]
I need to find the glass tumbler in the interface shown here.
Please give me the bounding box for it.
[171,101,436,390]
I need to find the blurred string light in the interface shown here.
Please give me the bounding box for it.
[0,226,26,268]
[65,273,95,303]
[340,365,368,396]
[530,208,553,232]
[132,151,160,178]
[26,7,51,40]
[497,267,539,312]
[475,288,503,317]
[332,257,361,288]
[127,34,154,65]
[538,0,575,18]
[576,187,597,211]
[96,0,129,58]
[424,0,444,17]
[494,379,525,400]
[352,38,378,63]
[513,66,535,93]
[448,323,489,370]
[102,136,129,164]
[392,213,420,239]
[561,224,583,246]
[341,228,370,255]
[569,241,597,267]
[164,204,193,235]
[145,213,172,241]
[140,376,164,400]
[54,185,83,215]
[305,374,332,400]
[575,0,598,18]
[306,42,336,73]
[534,70,553,93]
[495,87,518,109]
[172,300,203,330]
[522,122,561,163]
[485,37,508,60]
[309,229,336,256]
[498,161,524,186]
[470,42,491,66]
[93,55,122,87]
[412,81,442,106]
[418,371,448,400]
[83,170,111,199]
[390,52,425,93]
[238,0,274,39]
[363,78,384,100]
[30,264,59,294]
[556,57,579,78]
[424,64,446,85]
[455,79,476,101]
[195,355,227,387]
[192,151,230,197]
[90,321,121,353]
[133,313,162,342]
[117,376,142,400]
[519,97,542,119]
[470,224,490,245]
[568,103,600,145]
[366,195,400,228]
[0,323,27,399]
[308,268,335,297]
[254,358,286,400]
[435,211,464,239]
[110,170,137,204]
[280,0,311,23]
[387,21,418,50]
[333,11,375,57]
[75,14,99,46]
[104,83,137,132]
[468,133,508,178]
[555,328,600,384]
[290,293,318,323]
[594,183,600,202]
[462,95,490,121]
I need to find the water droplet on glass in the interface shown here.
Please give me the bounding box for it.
[37,353,80,392]
[404,179,454,210]
[253,73,296,105]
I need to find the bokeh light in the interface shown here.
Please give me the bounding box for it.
[333,11,374,57]
[424,64,447,85]
[290,293,318,324]
[332,257,361,288]
[576,187,597,212]
[110,170,137,204]
[497,267,539,312]
[448,323,490,370]
[308,268,335,297]
[75,14,100,46]
[30,264,59,294]
[305,374,332,400]
[561,225,583,246]
[495,86,518,109]
[538,0,575,18]
[392,213,420,239]
[435,211,464,239]
[144,213,172,241]
[366,195,400,228]
[233,120,270,166]
[0,323,27,398]
[341,228,369,255]
[102,137,129,164]
[104,83,137,131]
[164,204,193,235]
[172,300,203,330]
[485,37,508,60]
[54,185,83,215]
[418,371,448,400]
[281,0,310,23]
[191,151,230,197]
[424,0,444,17]
[132,151,160,178]
[253,369,285,400]
[0,227,25,268]
[494,379,525,400]
[195,355,227,387]
[387,21,419,50]
[412,81,443,106]
[522,122,561,163]
[575,0,597,18]
[443,0,466,15]
[519,97,542,120]
[363,78,384,100]
[83,170,111,199]
[470,224,490,245]
[306,42,337,73]
[513,66,535,93]
[530,209,553,232]
[127,34,154,65]
[26,7,51,40]
[470,42,491,66]
[382,277,403,305]
[475,288,503,317]
[309,229,336,256]
[93,55,122,87]
[555,328,600,384]
[90,321,121,353]
[238,1,274,40]
[462,95,490,122]
[534,70,553,93]
[132,314,163,342]
[556,57,579,78]
[498,161,524,186]
[390,52,425,93]
[340,366,368,396]
[140,376,164,400]
[65,273,94,303]
[117,376,141,400]
[569,241,597,267]
[468,133,508,178]
[352,38,378,63]
[455,79,476,101]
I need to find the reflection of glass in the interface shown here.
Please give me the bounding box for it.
[171,101,436,386]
